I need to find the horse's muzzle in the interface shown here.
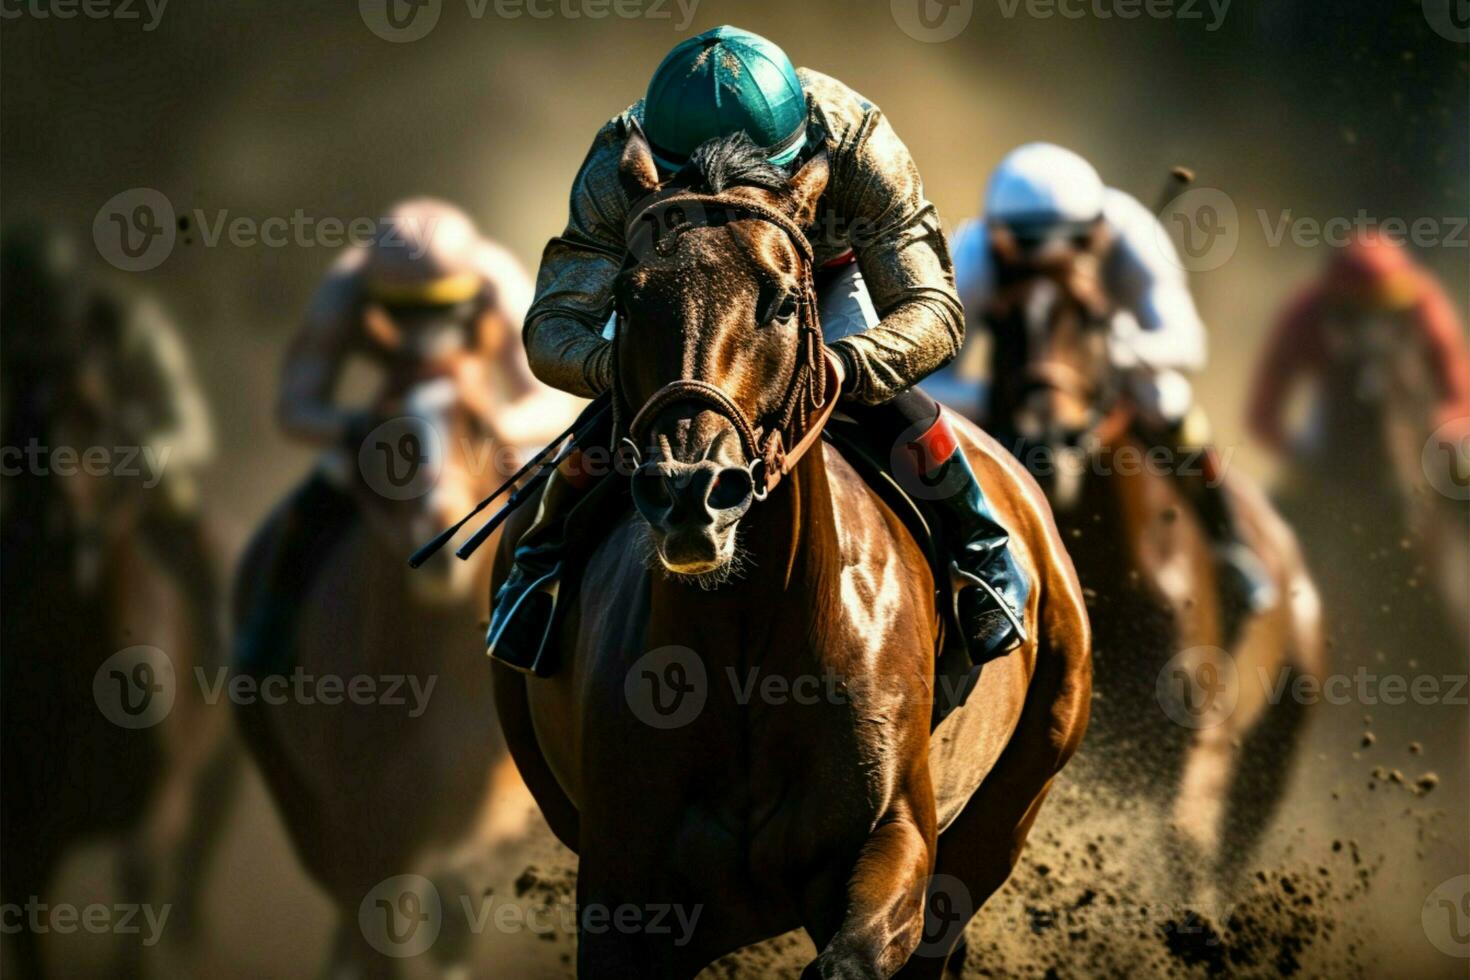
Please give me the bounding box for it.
[631,458,754,573]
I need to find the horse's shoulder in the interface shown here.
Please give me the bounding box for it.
[821,443,923,567]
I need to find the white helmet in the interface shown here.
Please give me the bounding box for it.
[984,143,1105,229]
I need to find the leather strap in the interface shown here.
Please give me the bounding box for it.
[762,350,842,493]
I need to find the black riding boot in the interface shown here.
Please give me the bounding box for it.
[485,463,586,675]
[933,448,1031,662]
[1169,434,1278,624]
[849,389,1031,664]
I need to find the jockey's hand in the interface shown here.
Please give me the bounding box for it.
[1060,255,1110,320]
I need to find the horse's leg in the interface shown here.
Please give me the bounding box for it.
[800,784,938,980]
[892,636,1089,980]
[3,920,47,980]
[490,662,580,851]
[166,734,244,943]
[323,914,404,980]
[1216,685,1309,892]
[571,859,716,980]
[1,852,55,980]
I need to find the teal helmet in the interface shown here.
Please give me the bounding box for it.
[642,26,808,172]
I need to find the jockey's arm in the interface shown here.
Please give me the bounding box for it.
[1415,274,1470,430]
[277,260,359,447]
[521,119,627,399]
[122,296,215,473]
[1246,291,1321,453]
[825,107,964,405]
[1103,190,1207,377]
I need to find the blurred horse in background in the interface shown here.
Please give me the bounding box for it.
[233,342,534,980]
[1258,296,1469,655]
[2,365,239,980]
[985,275,1324,891]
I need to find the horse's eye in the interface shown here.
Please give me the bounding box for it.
[766,293,798,326]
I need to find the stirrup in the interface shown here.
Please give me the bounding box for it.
[486,563,563,677]
[951,560,1028,647]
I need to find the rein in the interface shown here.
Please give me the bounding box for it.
[614,191,840,499]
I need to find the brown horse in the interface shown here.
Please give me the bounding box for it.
[233,353,533,979]
[1270,306,1468,649]
[491,133,1091,978]
[984,276,1324,889]
[1,403,238,979]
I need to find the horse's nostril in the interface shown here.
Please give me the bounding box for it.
[631,469,674,515]
[707,467,753,511]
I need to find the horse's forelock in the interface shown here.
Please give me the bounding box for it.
[671,132,790,196]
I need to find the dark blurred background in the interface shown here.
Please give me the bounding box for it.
[3,1,1467,976]
[4,0,1465,510]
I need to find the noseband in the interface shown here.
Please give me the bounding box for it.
[614,191,841,499]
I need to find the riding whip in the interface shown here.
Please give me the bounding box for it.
[1152,165,1196,215]
[452,437,580,561]
[406,397,609,568]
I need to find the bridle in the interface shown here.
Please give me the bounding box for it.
[1004,277,1131,449]
[613,189,841,500]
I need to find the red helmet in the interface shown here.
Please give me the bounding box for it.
[1326,230,1421,310]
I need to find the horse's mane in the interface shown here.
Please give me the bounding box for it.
[668,132,789,195]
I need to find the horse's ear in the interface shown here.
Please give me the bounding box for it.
[784,149,829,227]
[620,130,661,202]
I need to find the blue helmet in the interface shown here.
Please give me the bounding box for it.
[642,26,808,172]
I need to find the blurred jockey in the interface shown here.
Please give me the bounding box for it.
[952,142,1276,614]
[1248,230,1470,456]
[236,198,561,675]
[1,222,221,663]
[489,25,1030,672]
